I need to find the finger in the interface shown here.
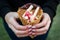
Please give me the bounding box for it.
[32,13,49,28]
[31,32,46,37]
[34,19,51,36]
[17,32,32,37]
[33,19,51,33]
[16,29,32,35]
[5,12,31,30]
[9,17,30,30]
[36,31,47,36]
[8,23,32,35]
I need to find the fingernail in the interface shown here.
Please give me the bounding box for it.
[28,25,32,28]
[29,32,32,35]
[32,26,36,29]
[32,29,35,32]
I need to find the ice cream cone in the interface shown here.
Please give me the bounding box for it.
[17,5,43,38]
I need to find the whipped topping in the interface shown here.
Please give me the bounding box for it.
[22,5,39,22]
[22,5,33,18]
[30,6,39,21]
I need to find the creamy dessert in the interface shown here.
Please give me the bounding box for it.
[17,4,43,38]
[17,5,43,25]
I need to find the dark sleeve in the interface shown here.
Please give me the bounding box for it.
[43,0,59,20]
[0,0,12,18]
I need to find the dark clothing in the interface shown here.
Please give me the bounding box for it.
[0,0,59,40]
[0,0,59,19]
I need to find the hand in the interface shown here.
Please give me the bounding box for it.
[5,12,32,37]
[30,13,51,37]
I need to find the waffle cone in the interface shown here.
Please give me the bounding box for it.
[17,8,43,25]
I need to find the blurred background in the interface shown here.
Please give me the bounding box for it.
[0,4,60,40]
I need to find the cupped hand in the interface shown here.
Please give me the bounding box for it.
[30,13,51,37]
[5,12,32,37]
